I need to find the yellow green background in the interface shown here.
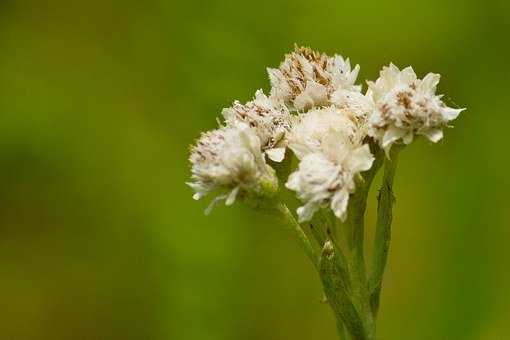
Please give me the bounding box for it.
[1,0,509,339]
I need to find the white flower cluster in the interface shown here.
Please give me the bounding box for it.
[188,46,463,219]
[188,122,277,214]
[286,107,374,221]
[367,64,464,152]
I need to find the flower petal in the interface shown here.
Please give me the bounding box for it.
[225,186,239,206]
[423,129,443,143]
[346,144,375,173]
[420,73,440,93]
[382,126,407,148]
[297,202,320,222]
[442,107,464,120]
[402,132,414,145]
[266,147,286,162]
[331,190,349,221]
[400,66,417,84]
[294,81,328,112]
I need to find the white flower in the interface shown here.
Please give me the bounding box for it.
[188,123,277,213]
[267,45,360,112]
[285,106,374,222]
[222,90,294,162]
[367,63,464,152]
[286,145,374,222]
[287,106,364,160]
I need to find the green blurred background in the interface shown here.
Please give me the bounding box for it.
[0,0,509,339]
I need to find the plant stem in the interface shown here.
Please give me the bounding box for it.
[277,203,318,269]
[345,143,384,274]
[340,144,384,340]
[310,214,351,291]
[277,143,400,340]
[370,147,401,317]
[319,241,367,340]
[336,318,348,340]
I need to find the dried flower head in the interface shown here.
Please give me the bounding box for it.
[268,45,360,112]
[285,106,374,222]
[188,123,277,213]
[367,63,464,152]
[222,90,294,162]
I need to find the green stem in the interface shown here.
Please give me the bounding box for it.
[345,143,384,275]
[310,213,351,291]
[277,143,397,340]
[370,147,401,316]
[277,203,318,269]
[336,318,348,340]
[340,144,384,340]
[319,241,367,340]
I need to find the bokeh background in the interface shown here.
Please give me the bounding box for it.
[1,0,509,339]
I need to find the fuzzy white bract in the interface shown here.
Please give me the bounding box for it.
[222,90,294,162]
[188,123,277,213]
[268,46,360,112]
[367,63,464,152]
[286,107,374,222]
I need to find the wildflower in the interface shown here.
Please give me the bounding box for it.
[268,46,360,112]
[222,90,294,162]
[367,63,464,152]
[188,45,465,340]
[286,145,374,222]
[285,107,374,222]
[188,123,277,213]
